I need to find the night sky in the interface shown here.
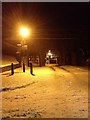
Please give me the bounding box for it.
[2,2,88,55]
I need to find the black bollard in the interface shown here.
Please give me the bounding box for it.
[30,63,33,74]
[11,63,14,75]
[23,62,25,72]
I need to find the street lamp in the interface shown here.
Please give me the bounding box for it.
[20,27,29,38]
[19,27,30,71]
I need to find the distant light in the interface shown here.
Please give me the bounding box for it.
[47,50,52,58]
[48,52,52,56]
[20,27,30,38]
[48,50,52,56]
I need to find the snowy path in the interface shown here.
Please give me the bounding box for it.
[1,66,88,118]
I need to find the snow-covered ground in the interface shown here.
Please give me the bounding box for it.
[1,65,89,118]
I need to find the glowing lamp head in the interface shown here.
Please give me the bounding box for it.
[20,27,29,38]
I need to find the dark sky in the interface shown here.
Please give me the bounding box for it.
[2,2,88,55]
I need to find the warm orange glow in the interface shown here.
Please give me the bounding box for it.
[20,27,30,38]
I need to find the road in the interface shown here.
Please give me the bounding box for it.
[1,65,88,118]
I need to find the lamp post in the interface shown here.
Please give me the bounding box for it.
[19,27,30,71]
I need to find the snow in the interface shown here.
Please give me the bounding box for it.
[1,65,88,118]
